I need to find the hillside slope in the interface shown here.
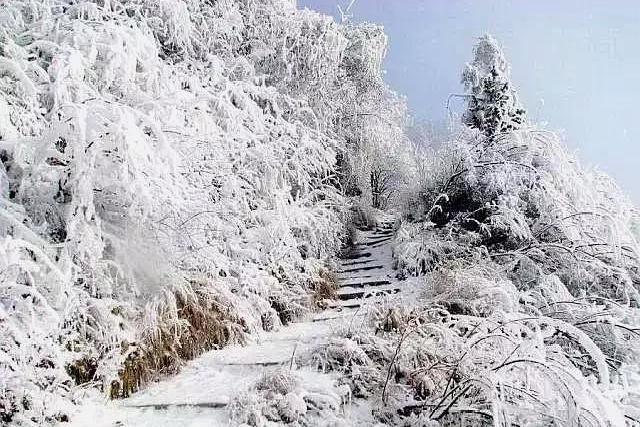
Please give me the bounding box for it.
[2,2,640,427]
[0,1,409,424]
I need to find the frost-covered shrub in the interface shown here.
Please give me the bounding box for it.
[311,267,339,309]
[390,130,640,425]
[314,263,636,426]
[391,131,640,424]
[228,370,348,427]
[422,264,519,316]
[350,199,380,230]
[402,125,640,298]
[393,221,481,276]
[398,36,640,305]
[307,335,385,399]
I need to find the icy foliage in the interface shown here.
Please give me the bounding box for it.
[308,335,383,400]
[399,126,640,305]
[0,0,407,424]
[380,36,640,425]
[461,35,526,139]
[310,262,638,425]
[228,369,349,427]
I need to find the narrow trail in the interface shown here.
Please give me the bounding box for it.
[71,215,408,426]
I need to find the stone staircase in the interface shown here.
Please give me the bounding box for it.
[69,216,405,426]
[326,217,401,311]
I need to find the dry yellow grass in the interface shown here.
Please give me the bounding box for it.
[312,268,339,309]
[108,283,247,398]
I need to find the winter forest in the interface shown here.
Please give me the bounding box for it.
[1,0,639,426]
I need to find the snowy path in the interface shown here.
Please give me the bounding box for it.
[70,217,408,426]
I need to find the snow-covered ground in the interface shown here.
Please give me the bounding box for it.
[68,217,413,426]
[5,2,638,424]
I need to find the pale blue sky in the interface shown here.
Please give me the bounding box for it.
[299,0,640,203]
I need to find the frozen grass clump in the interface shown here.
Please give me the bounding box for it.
[108,283,247,398]
[228,369,349,426]
[421,263,519,317]
[307,335,387,399]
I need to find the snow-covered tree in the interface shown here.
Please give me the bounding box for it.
[330,23,415,215]
[462,34,526,139]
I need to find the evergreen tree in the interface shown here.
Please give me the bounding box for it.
[462,35,526,139]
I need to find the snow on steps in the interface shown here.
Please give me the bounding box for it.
[338,264,383,274]
[68,217,406,426]
[328,218,403,310]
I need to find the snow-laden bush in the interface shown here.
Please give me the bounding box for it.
[400,127,640,302]
[308,335,385,400]
[390,125,640,425]
[392,221,482,277]
[311,263,637,426]
[228,369,349,427]
[0,0,409,424]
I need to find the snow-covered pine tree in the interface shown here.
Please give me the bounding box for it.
[461,34,526,139]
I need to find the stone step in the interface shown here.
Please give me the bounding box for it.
[328,292,401,310]
[337,287,400,301]
[362,234,392,241]
[218,360,287,367]
[334,301,362,310]
[311,312,366,323]
[338,265,384,274]
[370,242,392,249]
[368,230,392,237]
[370,229,393,235]
[125,402,227,410]
[361,237,391,246]
[340,259,374,267]
[339,279,391,289]
[371,232,392,238]
[341,251,372,260]
[338,274,375,281]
